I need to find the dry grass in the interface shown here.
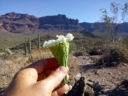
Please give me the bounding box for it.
[68,54,80,84]
[29,48,53,63]
[0,55,29,88]
[0,48,80,89]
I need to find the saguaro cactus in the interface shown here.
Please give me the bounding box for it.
[28,37,32,53]
[24,38,32,55]
[38,33,41,49]
[24,40,28,55]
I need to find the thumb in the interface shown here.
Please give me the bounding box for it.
[42,66,68,91]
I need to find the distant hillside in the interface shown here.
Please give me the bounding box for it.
[80,22,128,34]
[39,14,82,31]
[0,12,128,34]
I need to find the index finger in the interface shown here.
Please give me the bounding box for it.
[27,58,58,74]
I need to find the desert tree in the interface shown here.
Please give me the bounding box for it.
[101,2,128,43]
[121,3,128,22]
[101,8,114,42]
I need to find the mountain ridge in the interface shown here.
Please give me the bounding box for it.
[0,12,128,34]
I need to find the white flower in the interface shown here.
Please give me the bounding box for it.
[75,73,81,81]
[43,33,74,48]
[43,33,74,85]
[65,33,74,41]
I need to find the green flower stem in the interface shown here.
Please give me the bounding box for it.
[50,42,69,85]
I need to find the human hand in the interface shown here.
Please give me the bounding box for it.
[5,58,69,96]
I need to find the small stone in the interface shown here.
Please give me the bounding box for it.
[123,63,127,66]
[108,72,112,75]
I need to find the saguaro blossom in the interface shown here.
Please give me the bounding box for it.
[43,33,74,84]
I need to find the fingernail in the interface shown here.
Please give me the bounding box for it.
[59,67,67,74]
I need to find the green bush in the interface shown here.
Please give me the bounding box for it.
[70,42,78,52]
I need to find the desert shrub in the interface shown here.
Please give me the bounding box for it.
[72,51,86,57]
[116,45,128,63]
[97,45,128,67]
[121,36,128,48]
[5,48,13,55]
[70,42,78,52]
[97,48,121,67]
[0,48,13,59]
[89,47,104,55]
[84,45,94,53]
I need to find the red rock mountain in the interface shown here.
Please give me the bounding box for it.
[0,12,128,34]
[0,12,82,33]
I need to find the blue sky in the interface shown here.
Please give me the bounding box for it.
[0,0,127,22]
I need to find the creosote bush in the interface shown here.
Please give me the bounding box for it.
[116,45,128,63]
[97,44,128,67]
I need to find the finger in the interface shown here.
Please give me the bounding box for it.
[38,72,69,81]
[52,84,69,96]
[28,58,58,74]
[16,68,38,85]
[41,67,68,91]
[38,69,56,81]
[27,59,45,74]
[43,58,58,70]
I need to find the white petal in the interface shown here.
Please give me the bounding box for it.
[66,33,74,41]
[43,33,74,48]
